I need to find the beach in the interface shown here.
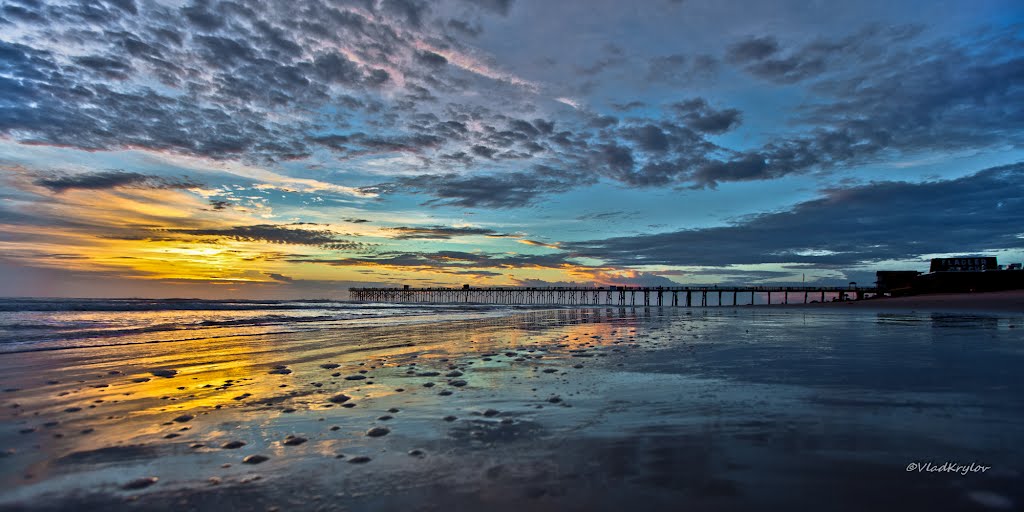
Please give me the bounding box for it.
[801,290,1024,313]
[1,301,1023,511]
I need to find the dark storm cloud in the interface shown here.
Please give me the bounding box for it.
[35,171,201,193]
[385,225,507,239]
[567,163,1024,267]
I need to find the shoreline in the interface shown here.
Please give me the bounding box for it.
[786,289,1024,313]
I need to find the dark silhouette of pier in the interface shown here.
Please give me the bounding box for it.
[349,285,879,306]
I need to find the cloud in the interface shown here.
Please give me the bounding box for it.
[289,249,574,271]
[567,163,1024,268]
[34,171,201,193]
[726,36,780,63]
[455,0,514,16]
[415,49,448,67]
[377,167,593,208]
[164,223,364,249]
[646,54,717,84]
[670,98,742,134]
[385,225,506,239]
[2,2,1021,213]
[517,239,560,249]
[511,270,678,288]
[265,272,294,282]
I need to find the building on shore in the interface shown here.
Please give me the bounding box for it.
[876,256,1024,295]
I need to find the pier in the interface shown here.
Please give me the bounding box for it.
[349,285,879,306]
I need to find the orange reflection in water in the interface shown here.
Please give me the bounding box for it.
[0,307,657,491]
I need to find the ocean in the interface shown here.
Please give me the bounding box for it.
[0,298,530,353]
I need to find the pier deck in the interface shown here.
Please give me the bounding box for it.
[349,285,880,306]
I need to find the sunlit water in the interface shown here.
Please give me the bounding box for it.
[0,304,1021,511]
[0,298,533,353]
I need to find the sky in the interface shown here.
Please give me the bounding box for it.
[0,0,1023,299]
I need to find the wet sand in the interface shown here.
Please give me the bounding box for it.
[1,307,1022,511]
[809,290,1024,313]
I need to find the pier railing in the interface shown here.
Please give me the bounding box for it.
[348,285,880,306]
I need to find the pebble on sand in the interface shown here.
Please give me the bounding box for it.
[344,375,366,381]
[151,370,177,378]
[121,477,158,490]
[448,380,468,387]
[221,441,247,449]
[242,454,269,464]
[445,371,463,377]
[483,409,500,417]
[328,394,351,404]
[408,449,425,457]
[348,456,371,464]
[173,414,194,423]
[366,426,390,437]
[282,436,307,446]
[268,368,292,375]
[320,363,340,369]
[443,415,457,422]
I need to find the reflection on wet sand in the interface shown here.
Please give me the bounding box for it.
[1,307,1022,511]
